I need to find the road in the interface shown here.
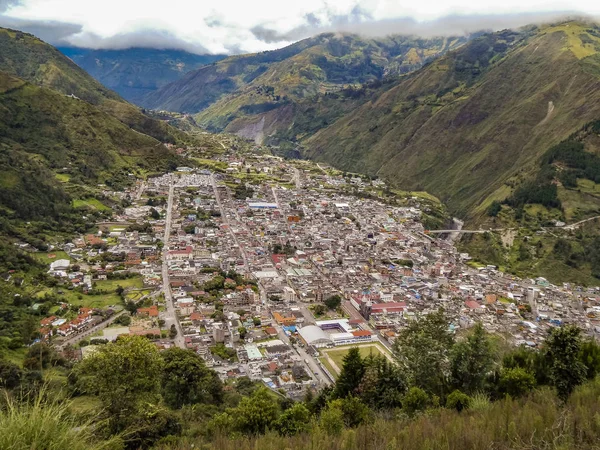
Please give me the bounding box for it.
[429,215,600,235]
[162,183,185,348]
[275,325,332,386]
[58,310,125,349]
[211,174,250,274]
[271,185,280,209]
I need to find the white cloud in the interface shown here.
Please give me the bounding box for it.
[1,0,598,53]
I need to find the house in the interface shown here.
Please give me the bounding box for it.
[137,305,159,317]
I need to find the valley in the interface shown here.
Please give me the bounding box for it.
[4,12,600,450]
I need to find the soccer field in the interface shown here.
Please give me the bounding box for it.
[321,343,393,375]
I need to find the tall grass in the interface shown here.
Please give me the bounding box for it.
[158,378,600,450]
[0,390,120,450]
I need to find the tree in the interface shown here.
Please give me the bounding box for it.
[450,323,495,394]
[339,396,371,427]
[149,208,160,220]
[446,389,471,412]
[276,403,311,436]
[393,309,454,397]
[73,336,163,433]
[115,285,125,297]
[358,354,406,410]
[114,314,131,326]
[169,324,177,339]
[161,348,223,409]
[545,325,586,401]
[238,327,248,339]
[486,200,502,217]
[233,387,279,435]
[324,294,342,310]
[334,347,365,398]
[498,367,536,398]
[579,339,600,380]
[319,401,345,436]
[402,387,430,415]
[0,358,23,390]
[312,304,327,316]
[23,343,64,371]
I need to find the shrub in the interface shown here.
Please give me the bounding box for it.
[446,389,471,412]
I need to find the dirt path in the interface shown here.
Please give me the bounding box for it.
[537,101,555,126]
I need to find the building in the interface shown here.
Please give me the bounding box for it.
[298,325,333,348]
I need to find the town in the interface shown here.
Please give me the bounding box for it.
[26,145,600,398]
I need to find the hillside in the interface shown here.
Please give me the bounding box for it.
[459,118,600,285]
[0,27,191,145]
[0,27,198,244]
[304,22,600,217]
[141,33,468,137]
[59,47,226,103]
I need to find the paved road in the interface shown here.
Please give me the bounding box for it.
[58,310,125,349]
[162,183,185,348]
[211,174,250,273]
[275,325,332,386]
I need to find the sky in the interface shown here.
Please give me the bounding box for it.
[0,0,598,54]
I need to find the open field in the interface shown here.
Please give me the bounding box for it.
[36,276,144,309]
[319,342,393,377]
[72,198,111,211]
[31,251,71,265]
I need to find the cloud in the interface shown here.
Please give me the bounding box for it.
[0,15,82,44]
[0,0,599,54]
[0,0,21,13]
[66,29,211,54]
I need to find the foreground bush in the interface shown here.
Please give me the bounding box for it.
[0,391,120,450]
[157,378,600,450]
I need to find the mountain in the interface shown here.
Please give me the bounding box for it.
[0,27,203,244]
[59,47,226,103]
[0,28,193,145]
[303,22,600,217]
[140,33,469,137]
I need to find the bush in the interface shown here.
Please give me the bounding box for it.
[402,387,429,415]
[499,367,536,397]
[114,314,131,326]
[446,389,471,412]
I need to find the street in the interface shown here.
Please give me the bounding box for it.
[162,183,185,348]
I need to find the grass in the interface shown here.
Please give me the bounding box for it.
[0,390,119,450]
[72,198,111,211]
[318,356,338,379]
[157,379,600,450]
[36,276,143,309]
[321,343,392,374]
[95,277,143,292]
[55,173,71,182]
[31,250,70,265]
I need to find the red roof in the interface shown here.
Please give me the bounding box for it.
[465,300,483,309]
[352,330,373,337]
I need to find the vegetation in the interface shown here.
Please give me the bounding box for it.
[3,312,600,449]
[304,22,600,218]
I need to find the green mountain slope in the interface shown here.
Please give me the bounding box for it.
[304,23,600,217]
[59,47,226,103]
[141,33,468,136]
[0,27,192,145]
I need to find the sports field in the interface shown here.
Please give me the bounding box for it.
[319,343,393,377]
